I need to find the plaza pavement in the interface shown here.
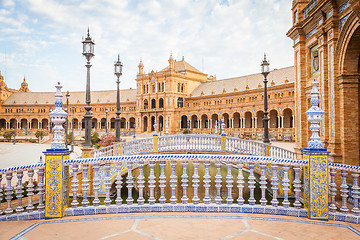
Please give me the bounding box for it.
[4,140,348,240]
[2,212,360,240]
[0,142,82,169]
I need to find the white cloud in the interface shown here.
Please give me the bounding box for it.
[0,0,294,92]
[0,0,15,7]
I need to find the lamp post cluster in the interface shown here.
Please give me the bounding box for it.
[80,29,123,149]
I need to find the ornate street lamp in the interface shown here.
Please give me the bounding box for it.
[114,54,123,142]
[65,91,70,148]
[82,28,95,148]
[261,54,270,143]
[105,108,108,133]
[71,106,75,152]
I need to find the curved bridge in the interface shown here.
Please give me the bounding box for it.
[1,153,359,225]
[92,134,296,159]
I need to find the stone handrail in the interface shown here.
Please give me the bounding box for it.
[1,153,360,224]
[92,134,296,159]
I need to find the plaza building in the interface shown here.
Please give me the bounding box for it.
[287,0,360,165]
[0,55,295,141]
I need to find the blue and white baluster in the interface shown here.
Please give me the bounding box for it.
[37,168,45,212]
[71,165,79,208]
[104,163,111,206]
[138,160,145,205]
[237,162,245,205]
[282,165,290,208]
[148,159,156,205]
[329,168,337,212]
[126,160,134,205]
[248,163,256,205]
[351,172,360,216]
[203,160,211,204]
[260,163,267,206]
[340,170,349,213]
[271,165,279,207]
[159,161,166,204]
[170,160,177,204]
[92,164,100,207]
[115,163,123,206]
[5,173,13,215]
[16,171,24,213]
[181,160,189,204]
[226,162,233,204]
[193,161,200,204]
[26,170,35,212]
[0,174,2,215]
[81,164,89,207]
[215,161,222,204]
[293,166,302,209]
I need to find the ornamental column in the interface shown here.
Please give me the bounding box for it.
[43,82,70,219]
[303,79,329,220]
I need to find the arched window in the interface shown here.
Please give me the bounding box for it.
[159,98,164,108]
[151,99,156,109]
[144,99,148,109]
[177,97,184,108]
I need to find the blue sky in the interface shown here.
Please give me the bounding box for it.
[0,0,293,92]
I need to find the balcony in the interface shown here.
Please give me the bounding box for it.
[140,108,164,113]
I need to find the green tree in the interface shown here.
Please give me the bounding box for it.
[67,132,73,145]
[3,131,13,142]
[35,130,46,141]
[91,132,100,145]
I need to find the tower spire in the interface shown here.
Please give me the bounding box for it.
[138,57,144,75]
[168,51,175,70]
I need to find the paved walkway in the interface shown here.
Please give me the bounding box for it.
[2,213,360,240]
[0,142,82,169]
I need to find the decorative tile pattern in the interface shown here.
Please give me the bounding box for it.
[304,151,329,220]
[45,155,63,218]
[338,1,350,13]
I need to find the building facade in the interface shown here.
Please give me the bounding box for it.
[0,56,295,141]
[287,0,360,165]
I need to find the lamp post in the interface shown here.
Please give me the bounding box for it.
[261,54,270,143]
[114,54,123,142]
[71,106,75,152]
[65,91,70,148]
[13,115,17,144]
[105,108,108,133]
[82,28,95,148]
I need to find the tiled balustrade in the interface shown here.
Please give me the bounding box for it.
[1,154,360,224]
[92,134,296,159]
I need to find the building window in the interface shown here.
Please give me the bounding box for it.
[177,97,184,108]
[152,84,155,93]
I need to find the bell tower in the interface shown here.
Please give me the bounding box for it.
[168,51,175,70]
[138,57,144,75]
[20,76,29,92]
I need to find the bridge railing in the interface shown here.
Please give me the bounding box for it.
[92,134,297,159]
[1,154,360,224]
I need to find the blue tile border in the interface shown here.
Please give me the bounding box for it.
[9,212,360,240]
[3,205,360,228]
